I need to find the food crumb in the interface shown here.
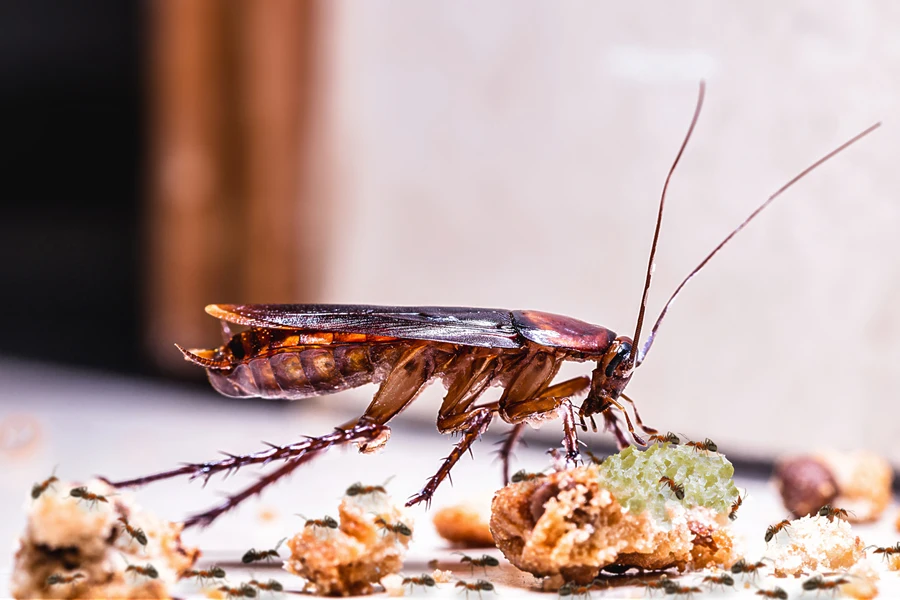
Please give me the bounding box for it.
[433,500,494,547]
[380,573,405,597]
[432,569,453,583]
[840,559,879,599]
[765,514,865,576]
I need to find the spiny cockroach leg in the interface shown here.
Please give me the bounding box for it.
[496,422,526,485]
[103,421,388,489]
[602,410,630,450]
[620,392,658,435]
[182,421,389,528]
[406,409,493,508]
[559,400,582,465]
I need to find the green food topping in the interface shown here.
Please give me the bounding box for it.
[594,442,738,522]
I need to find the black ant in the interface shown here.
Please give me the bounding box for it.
[218,583,258,599]
[456,579,494,598]
[46,572,85,587]
[299,514,338,529]
[402,574,436,591]
[69,486,111,508]
[248,578,284,593]
[755,586,787,599]
[802,574,850,593]
[242,538,286,564]
[641,576,678,594]
[817,505,850,522]
[455,553,500,574]
[659,476,685,500]
[666,584,703,598]
[557,581,594,598]
[865,542,900,561]
[182,565,227,585]
[729,492,744,521]
[702,573,734,589]
[648,432,680,445]
[374,516,412,537]
[125,562,159,579]
[118,515,148,546]
[345,477,392,497]
[730,559,768,578]
[510,469,545,483]
[685,437,717,454]
[31,467,59,500]
[764,519,792,543]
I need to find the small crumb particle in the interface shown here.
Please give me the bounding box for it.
[257,506,279,523]
[380,573,405,597]
[433,501,494,547]
[887,554,900,572]
[432,569,453,584]
[841,559,879,599]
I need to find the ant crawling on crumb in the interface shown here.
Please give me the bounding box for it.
[802,574,850,593]
[248,578,284,593]
[298,514,338,529]
[118,515,148,547]
[659,476,685,500]
[755,585,788,599]
[702,573,735,590]
[456,579,494,598]
[764,519,792,544]
[729,490,745,521]
[374,516,412,537]
[510,469,546,483]
[69,486,112,509]
[684,437,718,454]
[31,467,59,500]
[647,432,680,445]
[182,565,226,585]
[242,538,286,564]
[817,505,851,522]
[125,561,159,580]
[455,553,500,575]
[46,573,85,587]
[218,583,258,599]
[402,574,436,591]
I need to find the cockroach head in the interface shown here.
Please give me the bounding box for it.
[581,336,634,417]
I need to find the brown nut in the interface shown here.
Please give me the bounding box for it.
[774,456,838,518]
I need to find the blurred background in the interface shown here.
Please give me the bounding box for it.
[1,0,899,546]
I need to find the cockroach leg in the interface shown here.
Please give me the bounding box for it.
[407,408,493,507]
[496,422,526,485]
[620,392,657,435]
[559,399,581,465]
[602,410,630,450]
[183,420,389,528]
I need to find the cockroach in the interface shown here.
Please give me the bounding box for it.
[218,583,258,599]
[817,504,850,522]
[125,562,159,579]
[755,586,788,600]
[103,83,881,529]
[659,476,685,500]
[730,559,768,578]
[510,469,545,483]
[31,467,58,500]
[456,552,500,575]
[299,514,338,529]
[183,565,227,584]
[46,572,85,587]
[728,491,744,521]
[242,538,286,564]
[702,574,734,590]
[118,515,148,546]
[802,574,850,593]
[685,437,718,455]
[764,519,792,543]
[402,574,436,590]
[374,516,412,537]
[69,486,111,508]
[648,432,680,445]
[456,579,495,598]
[248,578,284,593]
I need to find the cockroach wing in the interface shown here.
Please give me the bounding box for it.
[206,304,524,349]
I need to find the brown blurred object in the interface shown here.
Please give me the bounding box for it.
[146,0,325,373]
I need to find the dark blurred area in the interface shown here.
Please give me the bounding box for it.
[0,1,143,373]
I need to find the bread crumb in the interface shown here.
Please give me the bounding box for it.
[887,554,900,572]
[11,479,198,600]
[433,501,494,547]
[817,450,892,523]
[765,514,864,576]
[284,486,413,595]
[380,573,405,597]
[432,569,453,583]
[840,559,879,599]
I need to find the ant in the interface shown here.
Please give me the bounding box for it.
[666,585,703,598]
[456,579,494,598]
[118,515,148,546]
[755,586,787,599]
[659,476,685,500]
[125,562,159,579]
[46,572,85,587]
[648,432,680,445]
[218,583,258,599]
[402,574,436,591]
[685,437,718,454]
[729,492,744,521]
[865,542,900,560]
[817,505,850,522]
[345,477,392,497]
[764,519,792,543]
[248,578,284,593]
[455,553,500,575]
[802,574,849,593]
[557,581,594,598]
[702,573,734,589]
[730,559,768,578]
[510,469,545,483]
[182,565,227,585]
[242,538,286,564]
[299,514,338,529]
[642,576,678,595]
[584,450,604,465]
[69,486,111,508]
[374,516,412,537]
[31,467,59,500]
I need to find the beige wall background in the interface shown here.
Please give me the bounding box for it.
[302,2,900,463]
